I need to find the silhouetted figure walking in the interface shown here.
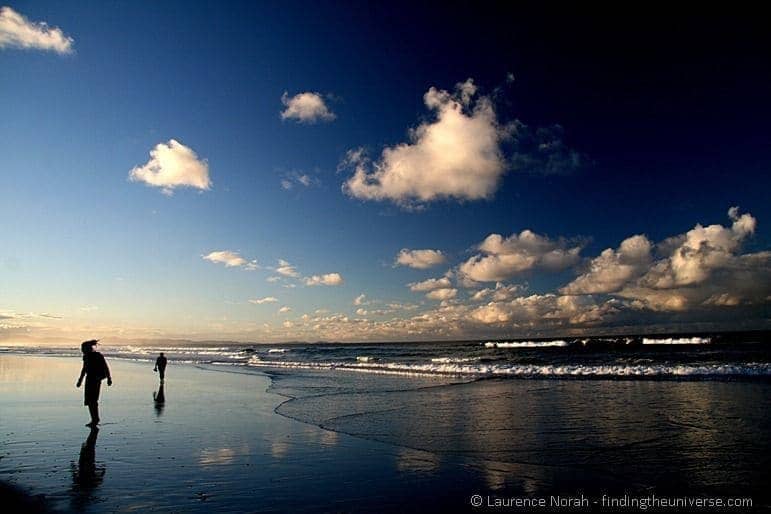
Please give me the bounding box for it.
[154,352,168,382]
[76,340,112,427]
[153,383,165,417]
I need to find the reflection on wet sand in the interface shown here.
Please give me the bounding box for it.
[153,383,165,417]
[395,447,440,474]
[271,439,290,459]
[198,444,251,467]
[70,427,105,510]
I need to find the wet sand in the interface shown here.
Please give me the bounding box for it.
[2,354,769,512]
[0,354,482,512]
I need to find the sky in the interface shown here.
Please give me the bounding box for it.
[1,2,770,343]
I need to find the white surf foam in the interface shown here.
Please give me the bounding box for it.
[430,357,480,363]
[642,337,711,345]
[246,356,771,378]
[485,340,569,348]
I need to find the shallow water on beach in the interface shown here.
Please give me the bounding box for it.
[272,370,771,499]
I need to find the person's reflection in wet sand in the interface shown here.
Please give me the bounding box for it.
[70,427,105,510]
[154,383,165,417]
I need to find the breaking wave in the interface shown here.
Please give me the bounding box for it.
[246,356,771,379]
[486,340,569,348]
[642,337,711,345]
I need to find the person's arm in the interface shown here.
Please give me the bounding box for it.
[76,360,86,387]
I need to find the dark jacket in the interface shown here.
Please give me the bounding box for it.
[83,352,110,381]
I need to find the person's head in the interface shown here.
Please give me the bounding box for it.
[160,352,164,357]
[81,340,99,353]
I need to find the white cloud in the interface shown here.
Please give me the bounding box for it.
[275,259,299,278]
[641,207,755,289]
[563,207,770,312]
[355,308,368,316]
[280,91,335,123]
[281,172,318,190]
[249,297,278,305]
[0,6,73,54]
[470,294,616,326]
[342,79,508,206]
[395,249,446,269]
[471,282,525,302]
[459,230,582,283]
[129,139,211,195]
[561,235,652,294]
[426,288,457,301]
[409,277,452,292]
[304,273,344,286]
[203,251,258,270]
[354,294,367,306]
[266,276,281,283]
[278,306,292,314]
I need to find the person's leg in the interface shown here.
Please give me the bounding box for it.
[87,402,99,426]
[159,368,165,381]
[84,379,102,426]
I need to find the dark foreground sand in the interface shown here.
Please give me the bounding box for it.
[0,355,484,513]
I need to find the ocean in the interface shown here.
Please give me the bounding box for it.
[6,331,770,379]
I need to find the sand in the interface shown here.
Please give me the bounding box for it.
[0,354,480,512]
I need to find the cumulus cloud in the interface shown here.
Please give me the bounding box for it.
[203,251,258,270]
[354,294,367,306]
[563,207,770,312]
[408,277,452,292]
[395,249,446,269]
[470,293,617,326]
[304,273,344,286]
[471,282,525,302]
[275,259,299,278]
[249,297,278,305]
[0,6,73,54]
[561,235,652,294]
[640,207,755,289]
[342,79,509,206]
[426,288,458,301]
[278,306,292,314]
[459,230,582,283]
[129,139,211,195]
[280,91,335,123]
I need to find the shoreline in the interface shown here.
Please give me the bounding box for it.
[0,354,484,513]
[2,353,770,512]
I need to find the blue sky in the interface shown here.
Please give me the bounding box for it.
[2,2,770,343]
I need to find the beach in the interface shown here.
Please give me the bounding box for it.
[1,352,770,512]
[0,354,480,512]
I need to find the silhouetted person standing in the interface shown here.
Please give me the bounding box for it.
[154,352,168,382]
[76,340,112,427]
